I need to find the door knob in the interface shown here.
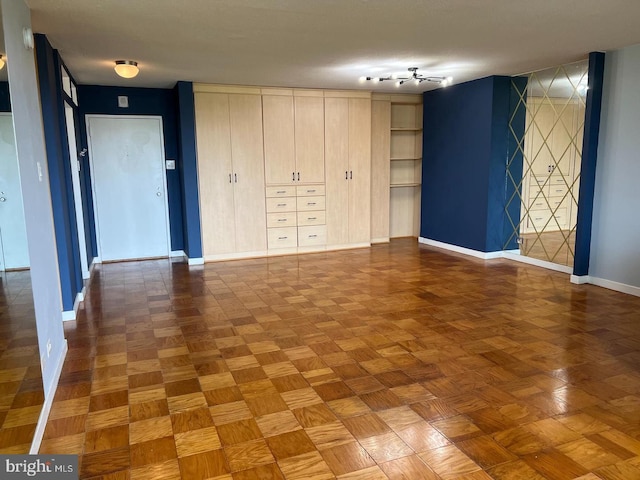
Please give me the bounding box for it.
[0,197,5,202]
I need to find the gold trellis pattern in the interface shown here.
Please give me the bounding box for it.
[505,61,588,267]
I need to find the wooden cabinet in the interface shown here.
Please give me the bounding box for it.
[325,95,371,247]
[371,98,391,243]
[522,98,584,233]
[262,91,325,185]
[195,91,267,259]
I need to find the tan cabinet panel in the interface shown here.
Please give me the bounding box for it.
[266,185,296,197]
[348,98,371,244]
[263,95,295,185]
[268,227,298,249]
[297,211,325,226]
[296,185,325,196]
[267,212,297,228]
[298,225,327,246]
[266,197,297,213]
[297,195,325,212]
[295,96,325,183]
[195,92,236,256]
[325,97,350,246]
[371,99,391,242]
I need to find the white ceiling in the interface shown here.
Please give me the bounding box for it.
[13,0,640,92]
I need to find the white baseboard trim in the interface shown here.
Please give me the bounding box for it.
[187,257,205,266]
[501,251,573,274]
[371,237,390,244]
[418,237,503,260]
[570,275,591,285]
[170,250,185,258]
[92,256,102,264]
[204,250,270,262]
[587,276,640,297]
[31,339,68,454]
[62,289,85,321]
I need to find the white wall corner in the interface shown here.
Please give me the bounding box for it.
[570,275,591,285]
[170,250,185,258]
[30,339,68,454]
[418,237,502,260]
[62,291,83,321]
[188,257,205,266]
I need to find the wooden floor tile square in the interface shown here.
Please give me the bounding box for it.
[292,403,336,428]
[342,413,390,440]
[313,381,353,402]
[171,406,214,433]
[255,410,301,438]
[396,421,450,453]
[305,420,356,450]
[129,416,173,444]
[358,431,413,463]
[319,441,375,476]
[419,444,481,479]
[129,459,182,480]
[82,446,131,477]
[379,454,439,480]
[130,436,177,468]
[85,424,129,453]
[224,438,275,472]
[178,449,229,479]
[175,426,221,457]
[266,430,316,461]
[217,418,262,446]
[231,462,284,480]
[276,451,334,480]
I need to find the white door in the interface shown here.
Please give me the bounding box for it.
[87,116,170,261]
[0,113,30,270]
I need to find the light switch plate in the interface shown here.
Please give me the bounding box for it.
[165,159,176,170]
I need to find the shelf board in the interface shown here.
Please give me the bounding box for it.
[390,127,423,131]
[390,157,421,162]
[390,183,421,188]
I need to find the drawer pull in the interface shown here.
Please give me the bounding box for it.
[555,189,563,193]
[307,189,316,193]
[278,236,288,240]
[277,203,286,207]
[307,202,316,206]
[277,190,286,194]
[307,217,316,220]
[309,235,317,238]
[277,219,287,222]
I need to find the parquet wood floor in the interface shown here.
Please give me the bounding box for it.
[40,239,640,479]
[0,270,45,453]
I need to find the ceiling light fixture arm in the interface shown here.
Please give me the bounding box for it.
[362,67,452,87]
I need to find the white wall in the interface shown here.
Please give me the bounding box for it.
[1,0,67,399]
[590,43,640,293]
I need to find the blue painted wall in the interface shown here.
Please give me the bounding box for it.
[574,52,606,277]
[34,34,83,311]
[0,82,10,111]
[174,82,202,259]
[77,85,185,255]
[421,76,514,253]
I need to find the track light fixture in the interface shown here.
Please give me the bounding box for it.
[360,67,452,87]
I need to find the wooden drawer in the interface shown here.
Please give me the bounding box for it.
[266,197,296,213]
[298,225,326,246]
[296,185,325,196]
[297,195,325,211]
[528,210,551,229]
[267,212,297,228]
[297,211,325,226]
[530,176,547,188]
[267,227,297,249]
[548,184,568,198]
[530,198,547,210]
[549,175,566,186]
[266,185,296,197]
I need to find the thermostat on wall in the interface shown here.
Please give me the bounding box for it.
[117,96,129,108]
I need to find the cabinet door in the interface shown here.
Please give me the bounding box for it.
[324,98,349,245]
[195,92,236,255]
[229,94,267,253]
[263,95,295,185]
[348,98,372,244]
[295,96,325,183]
[527,100,554,176]
[370,99,390,241]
